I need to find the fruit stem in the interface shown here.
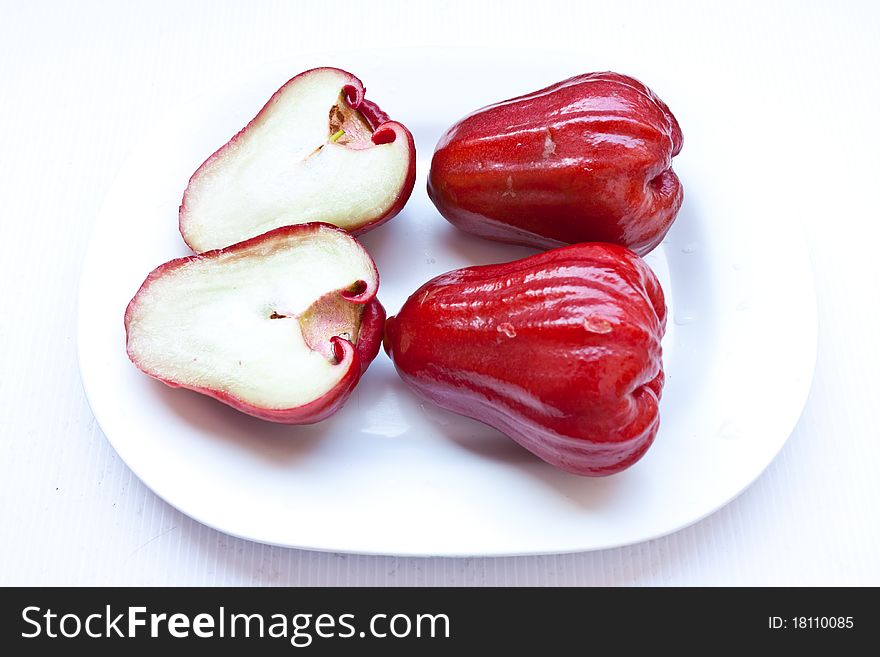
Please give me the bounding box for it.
[329,129,346,143]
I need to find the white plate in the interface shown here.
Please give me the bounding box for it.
[78,48,817,556]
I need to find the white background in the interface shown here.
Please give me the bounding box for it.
[1,0,878,585]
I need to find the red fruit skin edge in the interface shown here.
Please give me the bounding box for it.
[384,243,667,476]
[125,223,385,425]
[178,67,417,252]
[428,71,683,256]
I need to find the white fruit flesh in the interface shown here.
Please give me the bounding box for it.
[182,69,409,252]
[126,227,376,410]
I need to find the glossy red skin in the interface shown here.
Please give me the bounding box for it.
[384,243,667,475]
[179,67,417,252]
[125,223,385,425]
[428,72,683,256]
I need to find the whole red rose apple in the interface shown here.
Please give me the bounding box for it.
[384,242,667,476]
[428,72,683,256]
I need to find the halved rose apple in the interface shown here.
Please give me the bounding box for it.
[180,67,416,253]
[124,223,384,423]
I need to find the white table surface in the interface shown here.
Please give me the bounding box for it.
[1,0,878,586]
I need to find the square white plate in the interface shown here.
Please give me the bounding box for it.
[78,48,816,556]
